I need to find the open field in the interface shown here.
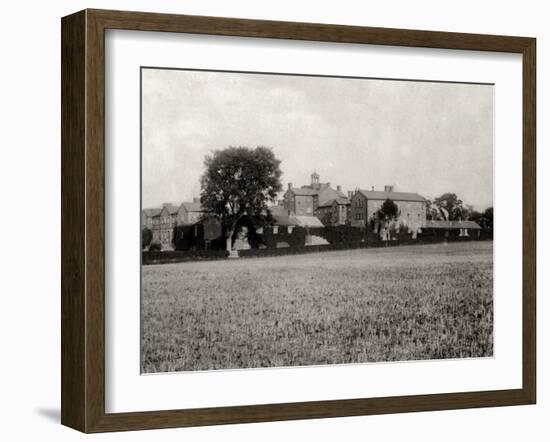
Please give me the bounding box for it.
[141,241,493,373]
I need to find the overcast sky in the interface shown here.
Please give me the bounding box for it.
[142,68,493,210]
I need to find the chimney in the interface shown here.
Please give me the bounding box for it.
[337,185,342,193]
[347,190,354,199]
[193,197,200,204]
[288,182,293,190]
[371,186,375,191]
[384,185,394,193]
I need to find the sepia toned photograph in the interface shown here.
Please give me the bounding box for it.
[140,67,494,374]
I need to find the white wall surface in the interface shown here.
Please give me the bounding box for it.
[0,0,547,440]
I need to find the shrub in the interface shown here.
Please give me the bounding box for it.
[310,225,365,244]
[142,227,153,249]
[259,225,307,249]
[391,222,413,241]
[173,225,199,251]
[149,241,162,252]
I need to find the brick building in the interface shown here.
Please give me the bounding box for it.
[350,185,426,235]
[316,197,351,225]
[283,172,347,217]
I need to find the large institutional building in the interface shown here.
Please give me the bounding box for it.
[349,186,426,232]
[143,171,480,250]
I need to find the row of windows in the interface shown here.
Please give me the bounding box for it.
[153,230,172,243]
[353,212,422,221]
[255,226,294,235]
[152,213,200,226]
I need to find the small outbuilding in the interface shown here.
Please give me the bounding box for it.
[421,220,482,238]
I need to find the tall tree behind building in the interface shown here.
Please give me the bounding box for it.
[200,146,283,253]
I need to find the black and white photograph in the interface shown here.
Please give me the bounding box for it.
[140,67,494,374]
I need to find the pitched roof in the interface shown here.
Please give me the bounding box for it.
[317,197,350,208]
[422,220,481,229]
[151,205,180,217]
[289,187,318,196]
[288,183,346,203]
[164,204,180,215]
[142,208,161,217]
[316,200,333,208]
[334,197,351,205]
[293,216,325,227]
[270,212,324,228]
[180,202,203,212]
[272,214,294,226]
[268,205,289,217]
[357,190,426,202]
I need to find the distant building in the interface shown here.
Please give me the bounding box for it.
[316,197,351,225]
[176,199,203,225]
[422,220,481,238]
[268,205,325,229]
[150,203,179,248]
[143,198,205,249]
[283,172,346,217]
[141,208,160,230]
[350,185,426,234]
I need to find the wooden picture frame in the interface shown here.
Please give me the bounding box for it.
[61,8,536,433]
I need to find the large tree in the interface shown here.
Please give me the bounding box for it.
[200,146,282,253]
[432,193,469,221]
[425,199,441,221]
[481,207,493,231]
[377,198,400,221]
[371,199,400,240]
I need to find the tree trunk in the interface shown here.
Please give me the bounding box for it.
[225,218,241,257]
[225,231,233,253]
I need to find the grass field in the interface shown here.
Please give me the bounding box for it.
[141,241,493,373]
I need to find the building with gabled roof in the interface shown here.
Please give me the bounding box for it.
[150,203,180,248]
[141,208,161,229]
[316,197,351,225]
[176,199,204,226]
[355,189,426,203]
[268,205,324,229]
[422,220,482,238]
[350,185,427,235]
[283,172,346,217]
[143,198,206,250]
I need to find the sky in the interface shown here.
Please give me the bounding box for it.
[142,68,493,211]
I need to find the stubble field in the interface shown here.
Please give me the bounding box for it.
[141,241,493,373]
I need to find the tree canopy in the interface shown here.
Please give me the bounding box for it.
[432,193,468,221]
[200,146,283,252]
[377,198,400,221]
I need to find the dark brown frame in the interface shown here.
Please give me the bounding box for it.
[61,8,536,433]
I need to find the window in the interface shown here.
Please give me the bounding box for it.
[273,226,279,234]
